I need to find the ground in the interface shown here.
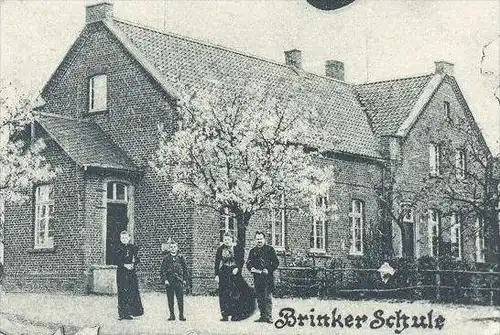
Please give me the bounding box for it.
[0,292,499,335]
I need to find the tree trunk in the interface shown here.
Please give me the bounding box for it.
[235,211,252,248]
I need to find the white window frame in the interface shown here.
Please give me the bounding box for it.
[349,199,364,256]
[34,185,54,249]
[107,182,128,203]
[402,206,417,257]
[220,208,238,243]
[475,217,486,263]
[428,209,440,257]
[455,148,466,180]
[89,74,107,112]
[270,193,286,250]
[450,212,462,260]
[310,193,328,252]
[429,143,441,176]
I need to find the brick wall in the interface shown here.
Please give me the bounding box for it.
[190,154,384,294]
[4,128,87,292]
[392,78,487,263]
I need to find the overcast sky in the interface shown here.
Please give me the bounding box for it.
[1,0,498,153]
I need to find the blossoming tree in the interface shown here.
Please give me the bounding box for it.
[153,76,337,246]
[0,83,54,204]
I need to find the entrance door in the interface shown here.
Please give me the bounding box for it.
[106,203,128,265]
[401,222,415,257]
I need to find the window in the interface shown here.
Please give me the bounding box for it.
[444,101,451,121]
[428,209,440,257]
[450,213,462,260]
[349,199,364,255]
[34,185,54,248]
[270,193,286,249]
[220,208,237,243]
[401,206,415,257]
[429,143,441,176]
[89,74,107,112]
[310,193,328,252]
[475,217,485,263]
[455,149,466,180]
[107,182,128,202]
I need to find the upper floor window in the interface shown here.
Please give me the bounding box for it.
[310,193,328,252]
[444,101,451,121]
[89,74,107,112]
[349,199,364,255]
[270,193,286,250]
[455,149,467,180]
[475,217,485,263]
[429,143,441,176]
[428,209,440,257]
[450,212,462,260]
[34,185,54,249]
[220,208,237,243]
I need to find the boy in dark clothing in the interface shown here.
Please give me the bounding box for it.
[246,231,279,323]
[160,239,188,321]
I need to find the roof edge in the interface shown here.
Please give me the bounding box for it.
[395,74,444,137]
[103,20,181,101]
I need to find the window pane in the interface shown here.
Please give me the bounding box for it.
[116,183,126,201]
[90,75,107,111]
[107,183,114,199]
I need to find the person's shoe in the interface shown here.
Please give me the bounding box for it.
[179,316,186,321]
[168,315,176,321]
[220,316,229,321]
[264,319,273,324]
[254,318,264,322]
[119,315,133,320]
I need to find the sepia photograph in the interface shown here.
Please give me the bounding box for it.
[0,0,499,334]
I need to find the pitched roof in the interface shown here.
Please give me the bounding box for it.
[355,74,434,136]
[108,19,382,159]
[36,113,139,171]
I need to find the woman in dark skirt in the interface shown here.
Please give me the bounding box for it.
[115,231,144,320]
[214,233,255,321]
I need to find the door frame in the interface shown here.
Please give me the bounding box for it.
[102,178,135,264]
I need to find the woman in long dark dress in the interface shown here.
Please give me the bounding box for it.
[115,231,144,320]
[214,233,255,321]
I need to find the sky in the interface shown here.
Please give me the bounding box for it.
[1,0,499,153]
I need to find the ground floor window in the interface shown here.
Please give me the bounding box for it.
[220,208,237,243]
[310,193,328,252]
[450,212,462,260]
[34,184,54,248]
[271,193,286,249]
[349,199,364,255]
[428,209,440,257]
[475,217,485,263]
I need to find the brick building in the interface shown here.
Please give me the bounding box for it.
[3,2,497,293]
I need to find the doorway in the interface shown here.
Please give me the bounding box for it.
[105,182,130,265]
[106,203,128,265]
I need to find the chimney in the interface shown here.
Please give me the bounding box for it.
[434,61,454,76]
[284,49,302,69]
[86,1,114,24]
[325,60,345,81]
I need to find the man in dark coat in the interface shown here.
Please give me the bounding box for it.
[246,231,279,323]
[160,239,188,321]
[115,231,144,320]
